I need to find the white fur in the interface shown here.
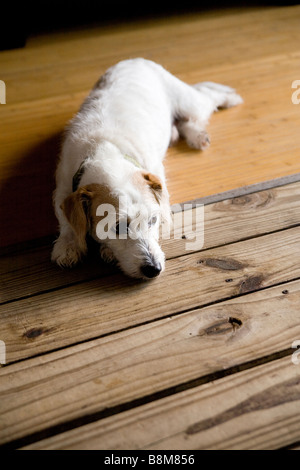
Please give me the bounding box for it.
[52,58,242,279]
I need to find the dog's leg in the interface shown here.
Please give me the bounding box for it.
[51,190,85,267]
[166,70,242,149]
[51,226,83,267]
[192,82,243,110]
[176,120,211,150]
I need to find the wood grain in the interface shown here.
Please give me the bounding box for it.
[1,225,300,364]
[22,355,300,450]
[0,280,299,446]
[1,6,300,451]
[1,181,300,304]
[1,6,300,246]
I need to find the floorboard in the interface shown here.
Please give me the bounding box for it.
[0,5,300,246]
[1,223,300,364]
[1,5,300,451]
[1,280,300,447]
[21,356,300,450]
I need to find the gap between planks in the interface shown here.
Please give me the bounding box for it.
[1,180,300,305]
[1,224,300,364]
[1,279,300,448]
[19,355,300,450]
[1,181,300,448]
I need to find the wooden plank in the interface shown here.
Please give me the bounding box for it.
[166,49,300,203]
[22,355,300,450]
[2,7,299,99]
[1,6,300,247]
[165,180,300,257]
[175,173,300,208]
[0,279,299,447]
[0,242,115,304]
[1,226,300,364]
[2,181,300,303]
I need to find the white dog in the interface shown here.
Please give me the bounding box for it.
[52,58,242,279]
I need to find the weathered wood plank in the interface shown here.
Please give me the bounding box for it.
[1,181,300,304]
[23,355,300,450]
[165,180,300,257]
[288,444,300,450]
[1,226,300,364]
[0,280,299,447]
[0,242,115,304]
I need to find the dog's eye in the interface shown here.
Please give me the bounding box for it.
[113,222,120,234]
[149,215,158,227]
[113,220,129,235]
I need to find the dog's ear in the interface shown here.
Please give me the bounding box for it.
[61,187,93,256]
[141,172,171,228]
[142,172,163,203]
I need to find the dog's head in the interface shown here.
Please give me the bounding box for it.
[61,171,170,279]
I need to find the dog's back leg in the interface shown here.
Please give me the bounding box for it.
[193,81,243,110]
[166,72,243,150]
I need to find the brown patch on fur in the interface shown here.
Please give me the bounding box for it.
[61,184,119,247]
[131,171,171,226]
[141,172,163,204]
[61,188,91,254]
[142,172,163,192]
[131,171,163,205]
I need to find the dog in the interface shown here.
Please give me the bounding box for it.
[52,58,242,279]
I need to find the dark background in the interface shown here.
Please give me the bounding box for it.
[1,1,299,50]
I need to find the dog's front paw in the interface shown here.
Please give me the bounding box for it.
[51,235,83,267]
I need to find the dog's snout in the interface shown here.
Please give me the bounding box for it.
[141,262,162,279]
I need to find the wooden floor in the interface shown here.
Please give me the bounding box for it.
[1,178,300,450]
[1,5,300,247]
[1,5,300,451]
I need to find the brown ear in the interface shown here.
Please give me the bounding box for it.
[61,187,93,255]
[142,172,163,202]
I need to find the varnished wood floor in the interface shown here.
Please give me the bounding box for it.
[1,5,300,451]
[0,5,300,247]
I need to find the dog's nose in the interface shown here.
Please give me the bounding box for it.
[141,262,162,279]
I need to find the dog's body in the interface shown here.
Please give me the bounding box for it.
[52,58,242,279]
